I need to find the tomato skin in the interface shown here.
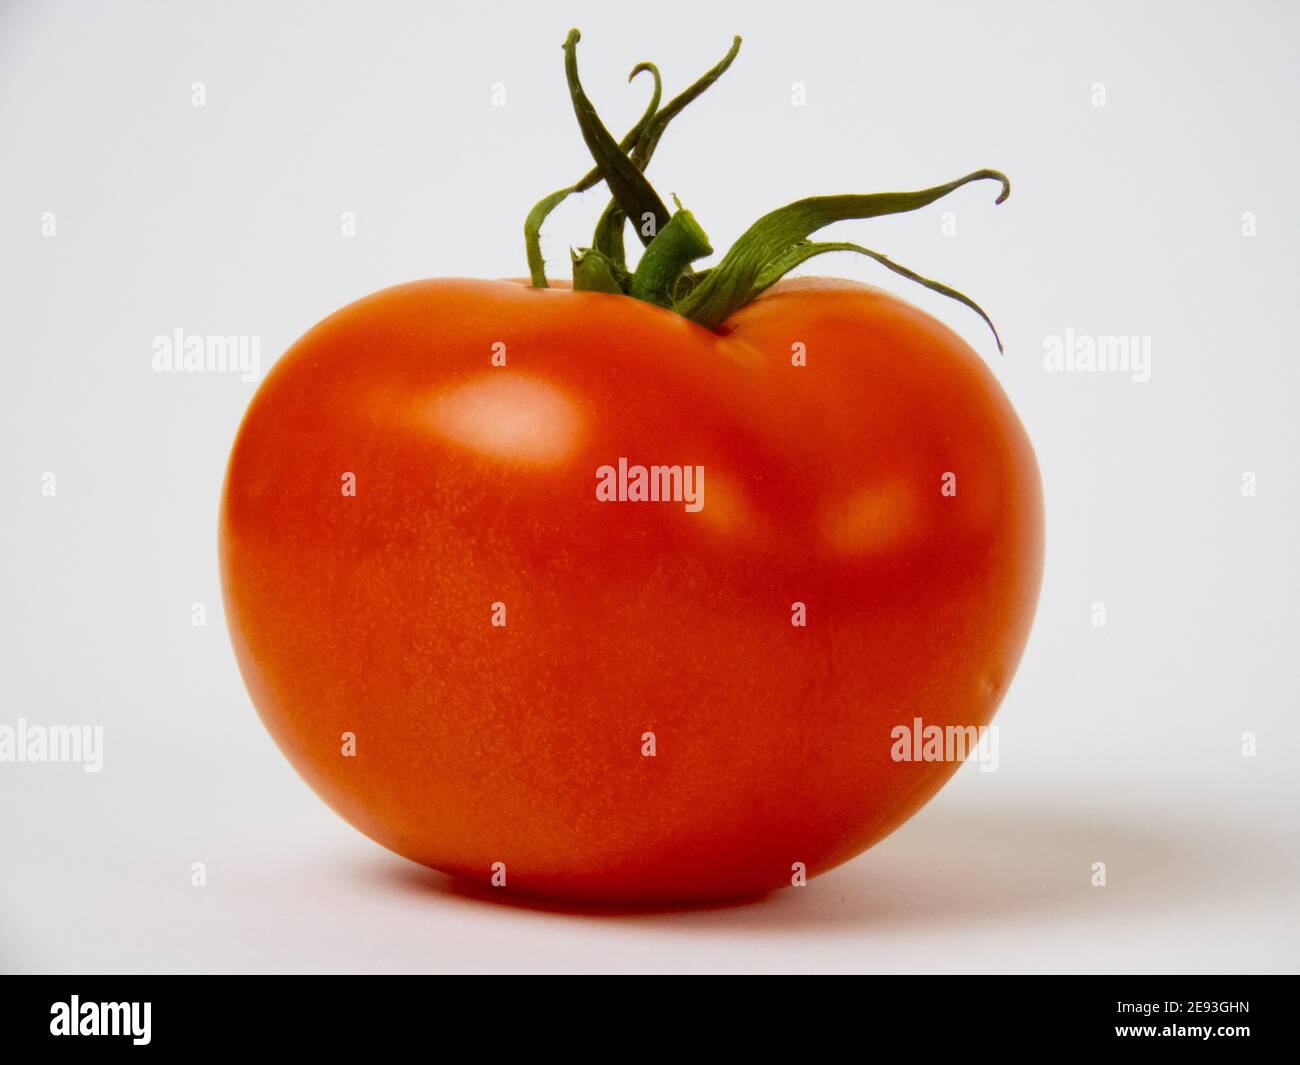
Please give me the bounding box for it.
[219,276,1043,903]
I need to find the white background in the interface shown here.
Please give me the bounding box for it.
[2,0,1297,973]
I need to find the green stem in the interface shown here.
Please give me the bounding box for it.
[629,207,713,306]
[676,170,1010,330]
[524,61,661,287]
[592,36,741,269]
[571,248,625,293]
[752,241,1004,351]
[562,30,670,247]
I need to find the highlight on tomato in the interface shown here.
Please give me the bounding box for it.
[219,30,1043,904]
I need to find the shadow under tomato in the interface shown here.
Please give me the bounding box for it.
[379,865,779,918]
[355,797,1283,932]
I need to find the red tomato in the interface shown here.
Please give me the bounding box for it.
[219,275,1043,903]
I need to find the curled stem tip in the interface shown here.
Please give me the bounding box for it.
[677,169,1012,332]
[593,35,742,268]
[524,43,662,287]
[563,29,670,242]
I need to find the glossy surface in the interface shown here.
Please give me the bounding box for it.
[219,277,1044,903]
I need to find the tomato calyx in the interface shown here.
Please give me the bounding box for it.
[525,29,1010,351]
